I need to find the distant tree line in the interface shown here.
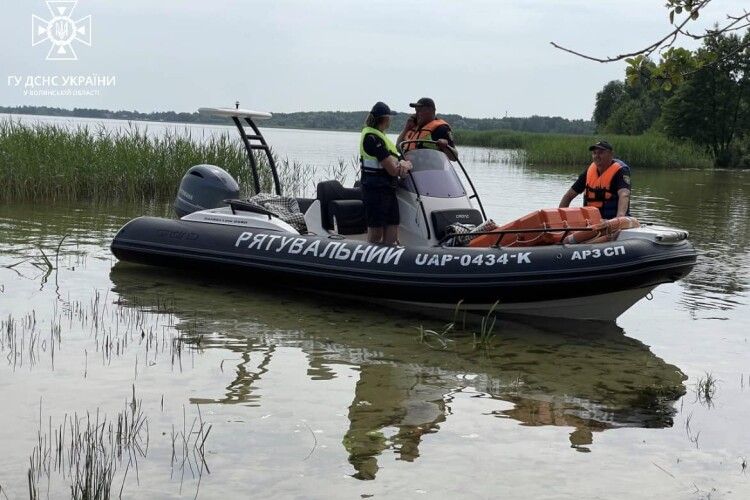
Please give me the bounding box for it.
[593,30,750,167]
[0,105,595,135]
[0,106,231,126]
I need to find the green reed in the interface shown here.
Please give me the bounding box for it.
[472,300,499,352]
[414,299,501,352]
[454,130,713,169]
[696,372,718,407]
[0,119,312,202]
[28,390,149,500]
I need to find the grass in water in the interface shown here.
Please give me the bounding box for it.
[454,130,713,169]
[170,405,212,495]
[472,301,499,351]
[0,119,317,201]
[27,387,149,500]
[415,299,501,352]
[415,300,465,350]
[415,324,454,350]
[26,389,212,499]
[695,372,718,407]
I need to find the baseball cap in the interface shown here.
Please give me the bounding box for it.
[409,97,436,109]
[588,140,613,151]
[370,101,397,117]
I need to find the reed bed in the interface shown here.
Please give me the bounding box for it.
[26,392,211,499]
[1,119,715,203]
[455,130,713,169]
[0,279,190,373]
[414,300,499,352]
[28,390,149,500]
[3,284,210,498]
[0,119,313,202]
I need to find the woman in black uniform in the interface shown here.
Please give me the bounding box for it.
[359,101,412,244]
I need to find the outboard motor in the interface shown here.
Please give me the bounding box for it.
[174,164,240,217]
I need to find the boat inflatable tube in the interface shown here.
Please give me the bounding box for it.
[111,216,696,310]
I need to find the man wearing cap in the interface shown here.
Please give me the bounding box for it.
[397,97,458,161]
[559,141,631,219]
[360,101,413,245]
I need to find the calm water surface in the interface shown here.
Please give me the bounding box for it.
[1,120,749,499]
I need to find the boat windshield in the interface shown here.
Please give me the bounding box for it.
[400,149,466,198]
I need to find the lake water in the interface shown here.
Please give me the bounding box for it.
[1,116,749,499]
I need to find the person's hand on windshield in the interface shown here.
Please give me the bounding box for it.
[436,139,458,161]
[397,160,412,177]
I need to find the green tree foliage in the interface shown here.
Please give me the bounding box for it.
[604,100,653,135]
[593,81,627,128]
[594,57,669,135]
[593,31,750,166]
[662,32,750,165]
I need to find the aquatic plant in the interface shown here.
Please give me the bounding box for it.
[415,300,465,350]
[472,301,499,351]
[0,119,315,201]
[27,388,149,500]
[695,372,718,407]
[0,311,59,371]
[684,411,703,449]
[414,300,501,352]
[454,130,713,169]
[415,324,453,350]
[0,282,195,374]
[324,157,360,185]
[170,405,212,495]
[25,386,212,498]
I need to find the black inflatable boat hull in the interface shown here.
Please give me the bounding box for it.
[111,217,697,321]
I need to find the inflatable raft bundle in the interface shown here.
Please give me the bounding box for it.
[465,207,639,247]
[562,216,640,244]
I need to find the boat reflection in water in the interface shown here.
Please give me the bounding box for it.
[110,264,687,480]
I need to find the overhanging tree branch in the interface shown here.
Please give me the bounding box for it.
[550,0,749,63]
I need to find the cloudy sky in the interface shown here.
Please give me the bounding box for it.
[1,0,746,119]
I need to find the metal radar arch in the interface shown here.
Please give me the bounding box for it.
[198,103,282,196]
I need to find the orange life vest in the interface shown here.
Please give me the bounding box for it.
[402,119,449,151]
[584,162,623,216]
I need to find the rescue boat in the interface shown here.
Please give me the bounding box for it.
[110,107,697,321]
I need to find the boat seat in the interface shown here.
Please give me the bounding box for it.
[316,180,364,232]
[330,200,366,235]
[296,197,315,213]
